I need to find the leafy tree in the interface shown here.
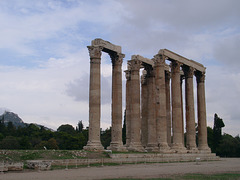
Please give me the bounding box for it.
[101,128,111,149]
[57,124,76,134]
[213,113,225,152]
[0,136,20,149]
[76,120,84,133]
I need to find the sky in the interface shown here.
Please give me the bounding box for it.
[0,0,240,136]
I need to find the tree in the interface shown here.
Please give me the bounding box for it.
[57,124,76,134]
[213,113,225,152]
[76,120,84,133]
[101,128,111,149]
[0,136,20,149]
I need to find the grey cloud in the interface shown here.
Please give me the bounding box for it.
[213,34,240,68]
[66,73,111,104]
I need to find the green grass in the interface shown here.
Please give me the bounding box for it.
[102,173,240,180]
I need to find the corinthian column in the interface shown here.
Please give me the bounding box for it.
[125,68,131,147]
[141,70,148,148]
[127,58,144,152]
[165,71,172,146]
[154,54,170,152]
[195,71,211,153]
[84,46,104,151]
[183,66,198,152]
[171,61,186,152]
[108,53,126,151]
[145,67,158,152]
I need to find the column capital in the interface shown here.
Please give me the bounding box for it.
[183,66,195,78]
[195,71,205,83]
[165,71,171,82]
[125,70,131,80]
[144,65,154,78]
[171,60,181,73]
[153,54,165,67]
[87,46,103,59]
[110,53,125,66]
[141,70,147,85]
[130,58,141,71]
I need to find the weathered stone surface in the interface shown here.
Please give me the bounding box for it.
[26,160,51,170]
[91,38,122,54]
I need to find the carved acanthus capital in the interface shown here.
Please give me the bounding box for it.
[183,66,195,78]
[87,46,103,59]
[125,70,131,80]
[171,61,181,73]
[153,54,165,67]
[144,65,154,78]
[110,53,125,66]
[195,71,206,83]
[130,58,141,71]
[165,71,171,82]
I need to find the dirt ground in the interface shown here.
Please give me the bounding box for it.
[1,158,240,180]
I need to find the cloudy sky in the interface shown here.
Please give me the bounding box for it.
[0,0,240,136]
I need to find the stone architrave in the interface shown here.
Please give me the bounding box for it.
[108,53,126,151]
[183,66,198,152]
[165,71,172,146]
[84,46,104,151]
[154,54,170,152]
[141,70,148,148]
[171,61,186,152]
[125,69,131,147]
[145,67,158,152]
[195,71,211,153]
[127,58,144,152]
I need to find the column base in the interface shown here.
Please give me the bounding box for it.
[158,142,172,153]
[127,142,145,152]
[146,143,159,152]
[198,145,211,154]
[171,143,187,153]
[83,141,104,151]
[186,147,199,153]
[107,142,127,152]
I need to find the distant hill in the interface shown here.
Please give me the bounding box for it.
[0,111,53,131]
[0,111,26,127]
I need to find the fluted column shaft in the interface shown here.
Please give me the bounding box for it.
[141,71,148,147]
[84,46,104,151]
[154,55,170,151]
[146,68,158,152]
[165,71,172,146]
[184,66,197,151]
[128,59,144,152]
[196,71,211,152]
[125,70,131,147]
[171,61,186,151]
[108,53,125,151]
[180,75,184,145]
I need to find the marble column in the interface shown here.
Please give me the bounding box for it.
[171,61,186,152]
[154,55,170,152]
[180,75,185,145]
[141,70,148,148]
[84,46,104,151]
[108,53,126,151]
[165,71,172,146]
[183,66,198,152]
[127,59,144,152]
[195,71,211,153]
[125,69,131,147]
[145,67,158,152]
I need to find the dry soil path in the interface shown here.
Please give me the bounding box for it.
[1,158,240,180]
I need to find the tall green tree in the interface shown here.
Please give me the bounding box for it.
[213,113,225,152]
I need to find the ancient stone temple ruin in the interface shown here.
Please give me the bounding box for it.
[84,38,211,155]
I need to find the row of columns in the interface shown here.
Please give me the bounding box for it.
[84,43,210,153]
[125,55,210,153]
[84,46,126,151]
